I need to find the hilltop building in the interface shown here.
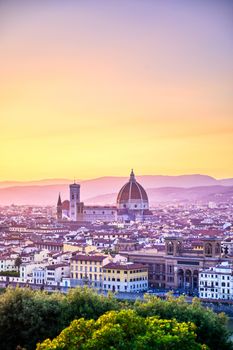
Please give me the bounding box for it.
[57,170,152,223]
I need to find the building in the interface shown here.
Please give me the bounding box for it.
[117,170,152,222]
[121,237,224,292]
[57,170,151,223]
[70,254,109,289]
[32,263,70,286]
[199,262,233,300]
[46,264,70,286]
[32,266,46,285]
[103,262,148,293]
[0,255,17,272]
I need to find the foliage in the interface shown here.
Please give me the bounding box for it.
[0,286,118,350]
[36,309,207,350]
[0,287,65,350]
[0,270,19,277]
[0,287,232,350]
[63,286,119,323]
[134,294,233,350]
[15,256,23,272]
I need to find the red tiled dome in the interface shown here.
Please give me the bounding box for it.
[62,200,70,210]
[117,170,148,204]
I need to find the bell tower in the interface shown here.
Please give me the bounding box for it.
[69,181,80,221]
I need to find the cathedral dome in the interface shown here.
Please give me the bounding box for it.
[117,170,149,210]
[62,200,70,211]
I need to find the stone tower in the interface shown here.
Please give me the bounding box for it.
[69,182,80,221]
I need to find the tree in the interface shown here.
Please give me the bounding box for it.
[0,287,231,350]
[63,286,119,323]
[0,287,65,350]
[14,256,22,272]
[36,310,207,350]
[133,294,233,350]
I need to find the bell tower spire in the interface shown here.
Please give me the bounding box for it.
[57,193,62,221]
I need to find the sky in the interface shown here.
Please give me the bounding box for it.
[0,0,233,181]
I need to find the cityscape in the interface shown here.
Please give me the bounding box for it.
[0,170,233,302]
[1,0,233,349]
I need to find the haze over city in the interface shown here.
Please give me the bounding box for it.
[1,2,233,349]
[1,0,233,181]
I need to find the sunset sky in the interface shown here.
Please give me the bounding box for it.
[0,0,232,181]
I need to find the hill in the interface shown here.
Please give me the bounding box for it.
[0,174,232,205]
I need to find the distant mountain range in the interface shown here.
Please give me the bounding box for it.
[85,186,233,206]
[0,174,232,206]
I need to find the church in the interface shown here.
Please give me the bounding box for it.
[57,170,152,223]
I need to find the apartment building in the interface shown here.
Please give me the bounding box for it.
[199,262,233,300]
[70,254,109,289]
[103,262,148,293]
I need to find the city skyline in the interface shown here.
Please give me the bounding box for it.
[1,0,233,181]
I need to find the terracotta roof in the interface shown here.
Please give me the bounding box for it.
[62,200,70,210]
[104,262,147,270]
[71,254,107,262]
[116,170,148,203]
[46,263,69,270]
[117,182,148,203]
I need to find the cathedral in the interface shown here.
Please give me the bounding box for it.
[57,170,152,223]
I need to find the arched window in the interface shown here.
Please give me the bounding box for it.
[205,243,212,256]
[167,241,174,255]
[215,243,220,254]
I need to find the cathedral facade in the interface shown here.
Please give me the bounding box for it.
[57,170,152,223]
